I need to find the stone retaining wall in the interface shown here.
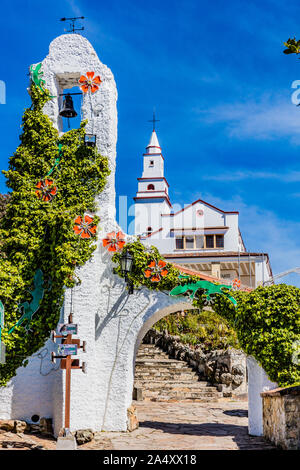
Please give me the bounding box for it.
[261,385,300,450]
[144,329,247,397]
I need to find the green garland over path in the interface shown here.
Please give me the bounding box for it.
[0,85,109,386]
[113,240,300,387]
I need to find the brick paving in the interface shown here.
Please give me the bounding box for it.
[0,399,276,450]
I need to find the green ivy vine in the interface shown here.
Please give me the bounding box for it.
[0,84,109,386]
[113,240,300,388]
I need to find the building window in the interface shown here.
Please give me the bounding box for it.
[147,226,153,235]
[195,235,204,249]
[175,234,224,250]
[185,237,194,249]
[175,237,184,249]
[216,234,224,248]
[205,235,214,248]
[147,184,155,190]
[149,160,154,167]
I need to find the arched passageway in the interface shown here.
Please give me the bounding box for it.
[122,304,276,450]
[133,306,230,403]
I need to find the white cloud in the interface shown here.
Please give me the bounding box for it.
[195,95,300,144]
[65,0,82,17]
[202,170,300,182]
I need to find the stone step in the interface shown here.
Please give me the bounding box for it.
[143,392,219,400]
[135,384,218,393]
[137,345,167,352]
[136,352,170,358]
[135,368,194,376]
[135,359,192,369]
[135,367,198,377]
[134,373,199,381]
[136,355,170,361]
[135,363,193,371]
[143,396,219,402]
[142,391,220,400]
[136,358,190,364]
[137,347,168,352]
[138,344,161,349]
[134,381,217,390]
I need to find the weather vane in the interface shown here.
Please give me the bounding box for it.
[60,16,85,34]
[148,109,160,131]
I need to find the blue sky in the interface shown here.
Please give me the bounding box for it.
[0,0,300,286]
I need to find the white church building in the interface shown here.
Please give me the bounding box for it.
[134,129,272,288]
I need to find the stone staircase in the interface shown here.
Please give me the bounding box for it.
[134,343,221,402]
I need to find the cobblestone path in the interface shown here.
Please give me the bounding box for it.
[86,399,276,450]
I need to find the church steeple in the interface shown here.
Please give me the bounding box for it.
[146,130,161,154]
[140,129,169,185]
[133,128,172,236]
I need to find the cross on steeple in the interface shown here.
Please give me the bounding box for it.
[148,110,160,131]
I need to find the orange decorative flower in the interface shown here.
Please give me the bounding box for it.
[232,278,241,289]
[35,179,57,202]
[144,260,168,283]
[73,215,97,239]
[78,71,102,93]
[102,231,126,252]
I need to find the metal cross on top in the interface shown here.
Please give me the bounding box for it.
[148,110,160,131]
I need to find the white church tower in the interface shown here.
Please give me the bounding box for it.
[134,129,172,236]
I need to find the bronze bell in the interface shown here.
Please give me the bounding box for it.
[59,94,77,118]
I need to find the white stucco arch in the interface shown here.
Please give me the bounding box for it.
[134,302,196,357]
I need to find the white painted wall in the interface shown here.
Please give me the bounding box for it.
[142,154,164,178]
[138,179,167,193]
[224,214,239,251]
[255,257,271,286]
[247,356,277,436]
[139,202,240,255]
[134,200,170,235]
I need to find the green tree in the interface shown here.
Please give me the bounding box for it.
[283,37,300,55]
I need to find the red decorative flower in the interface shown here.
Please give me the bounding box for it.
[35,179,57,202]
[232,278,241,289]
[73,215,97,239]
[78,71,102,93]
[144,260,168,283]
[102,231,126,252]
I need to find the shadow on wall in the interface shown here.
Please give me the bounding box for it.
[10,338,63,424]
